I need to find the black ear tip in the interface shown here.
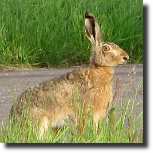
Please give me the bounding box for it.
[85,13,95,19]
[85,12,90,18]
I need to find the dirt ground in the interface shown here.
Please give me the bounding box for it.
[0,64,143,128]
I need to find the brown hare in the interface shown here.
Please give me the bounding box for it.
[11,13,129,137]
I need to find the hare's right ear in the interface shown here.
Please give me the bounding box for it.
[85,13,103,45]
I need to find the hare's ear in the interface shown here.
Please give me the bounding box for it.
[85,13,103,45]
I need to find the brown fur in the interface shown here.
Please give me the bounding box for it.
[11,13,129,137]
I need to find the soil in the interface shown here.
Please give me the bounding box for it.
[0,64,143,128]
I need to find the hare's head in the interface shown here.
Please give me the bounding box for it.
[85,13,129,67]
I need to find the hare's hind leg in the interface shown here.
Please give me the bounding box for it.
[39,116,50,139]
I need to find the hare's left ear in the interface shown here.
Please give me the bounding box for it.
[85,13,103,45]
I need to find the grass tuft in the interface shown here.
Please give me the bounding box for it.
[0,80,143,143]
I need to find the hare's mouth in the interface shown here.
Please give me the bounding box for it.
[119,62,127,66]
[117,64,122,67]
[118,61,127,66]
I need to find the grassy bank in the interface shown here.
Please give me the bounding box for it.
[0,0,143,68]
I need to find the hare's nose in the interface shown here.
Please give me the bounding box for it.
[123,56,128,61]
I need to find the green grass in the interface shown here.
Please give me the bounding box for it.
[0,0,143,68]
[0,103,143,143]
[0,79,143,143]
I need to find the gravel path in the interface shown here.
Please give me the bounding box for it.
[0,64,143,128]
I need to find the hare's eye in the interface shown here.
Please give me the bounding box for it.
[103,45,110,51]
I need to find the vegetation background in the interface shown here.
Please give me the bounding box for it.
[0,0,143,68]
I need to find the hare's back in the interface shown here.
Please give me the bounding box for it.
[16,68,89,111]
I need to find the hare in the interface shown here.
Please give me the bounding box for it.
[11,13,129,137]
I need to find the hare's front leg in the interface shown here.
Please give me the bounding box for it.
[93,110,108,132]
[93,112,100,132]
